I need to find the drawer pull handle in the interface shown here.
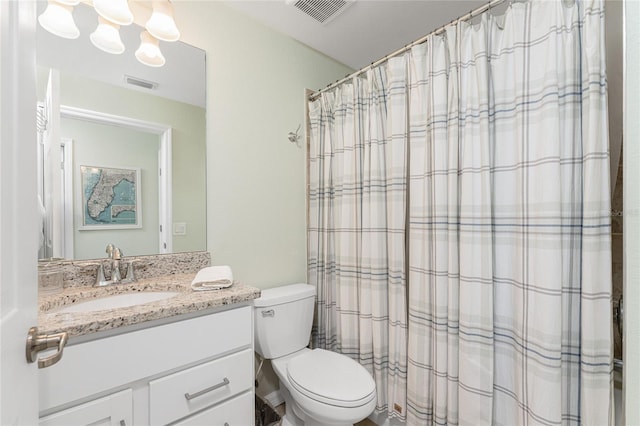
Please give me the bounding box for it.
[261,309,275,317]
[184,377,230,401]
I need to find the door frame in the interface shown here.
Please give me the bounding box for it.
[0,0,40,423]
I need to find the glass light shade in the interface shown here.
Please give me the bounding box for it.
[145,1,180,42]
[93,0,133,26]
[90,17,124,54]
[135,31,166,67]
[38,1,79,39]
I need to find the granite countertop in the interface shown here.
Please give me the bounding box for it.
[38,273,261,338]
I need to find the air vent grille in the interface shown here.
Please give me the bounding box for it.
[123,75,158,90]
[291,0,354,24]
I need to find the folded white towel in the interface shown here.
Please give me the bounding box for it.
[191,265,234,291]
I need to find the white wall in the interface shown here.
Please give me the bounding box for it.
[174,2,353,289]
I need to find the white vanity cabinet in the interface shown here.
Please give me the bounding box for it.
[39,389,132,426]
[39,304,254,426]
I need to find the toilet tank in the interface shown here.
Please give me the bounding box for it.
[253,283,316,359]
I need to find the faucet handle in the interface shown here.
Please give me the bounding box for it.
[105,244,115,258]
[95,263,107,287]
[112,263,122,283]
[113,247,122,260]
[124,261,137,283]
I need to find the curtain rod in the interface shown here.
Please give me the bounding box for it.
[308,0,509,102]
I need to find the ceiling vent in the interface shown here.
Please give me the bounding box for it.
[123,75,158,90]
[287,0,356,25]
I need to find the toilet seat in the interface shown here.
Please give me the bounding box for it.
[286,349,376,408]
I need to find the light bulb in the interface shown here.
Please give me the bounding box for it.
[135,31,165,67]
[145,1,180,42]
[93,0,133,26]
[38,0,79,39]
[90,17,125,54]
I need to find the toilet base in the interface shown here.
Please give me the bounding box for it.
[280,385,355,426]
[281,413,300,426]
[282,411,355,426]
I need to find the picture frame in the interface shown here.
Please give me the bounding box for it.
[78,165,142,230]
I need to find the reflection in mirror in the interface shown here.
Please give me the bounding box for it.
[36,1,206,261]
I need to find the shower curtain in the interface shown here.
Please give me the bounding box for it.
[308,60,409,418]
[308,0,612,424]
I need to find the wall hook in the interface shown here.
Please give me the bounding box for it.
[288,124,301,144]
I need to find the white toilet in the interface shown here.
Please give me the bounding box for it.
[254,283,377,426]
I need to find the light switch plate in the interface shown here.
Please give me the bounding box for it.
[173,222,187,235]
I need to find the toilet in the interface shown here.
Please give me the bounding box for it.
[254,283,377,426]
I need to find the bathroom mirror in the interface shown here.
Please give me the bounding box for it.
[36,1,206,261]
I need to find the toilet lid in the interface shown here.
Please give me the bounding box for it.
[287,349,376,408]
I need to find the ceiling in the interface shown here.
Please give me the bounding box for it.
[222,0,488,70]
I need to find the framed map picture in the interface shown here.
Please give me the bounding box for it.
[79,165,141,230]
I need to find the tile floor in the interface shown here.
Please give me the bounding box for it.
[356,418,377,425]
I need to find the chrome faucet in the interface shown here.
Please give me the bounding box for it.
[105,243,115,259]
[95,244,136,286]
[111,247,122,283]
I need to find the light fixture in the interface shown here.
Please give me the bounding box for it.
[135,31,166,67]
[38,0,181,67]
[90,17,125,54]
[146,0,180,42]
[92,0,134,26]
[38,0,80,40]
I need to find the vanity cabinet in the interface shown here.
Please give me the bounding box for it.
[149,349,253,424]
[39,304,254,425]
[173,392,254,426]
[39,389,132,426]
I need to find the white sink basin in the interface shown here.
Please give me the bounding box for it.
[55,292,179,314]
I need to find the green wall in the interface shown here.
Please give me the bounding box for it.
[175,2,353,289]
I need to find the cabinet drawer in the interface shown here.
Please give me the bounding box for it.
[40,305,252,413]
[173,391,253,426]
[40,389,132,426]
[149,349,253,425]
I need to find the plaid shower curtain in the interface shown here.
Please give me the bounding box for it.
[307,62,409,419]
[308,0,612,424]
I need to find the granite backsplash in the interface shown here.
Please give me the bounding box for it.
[40,251,211,290]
